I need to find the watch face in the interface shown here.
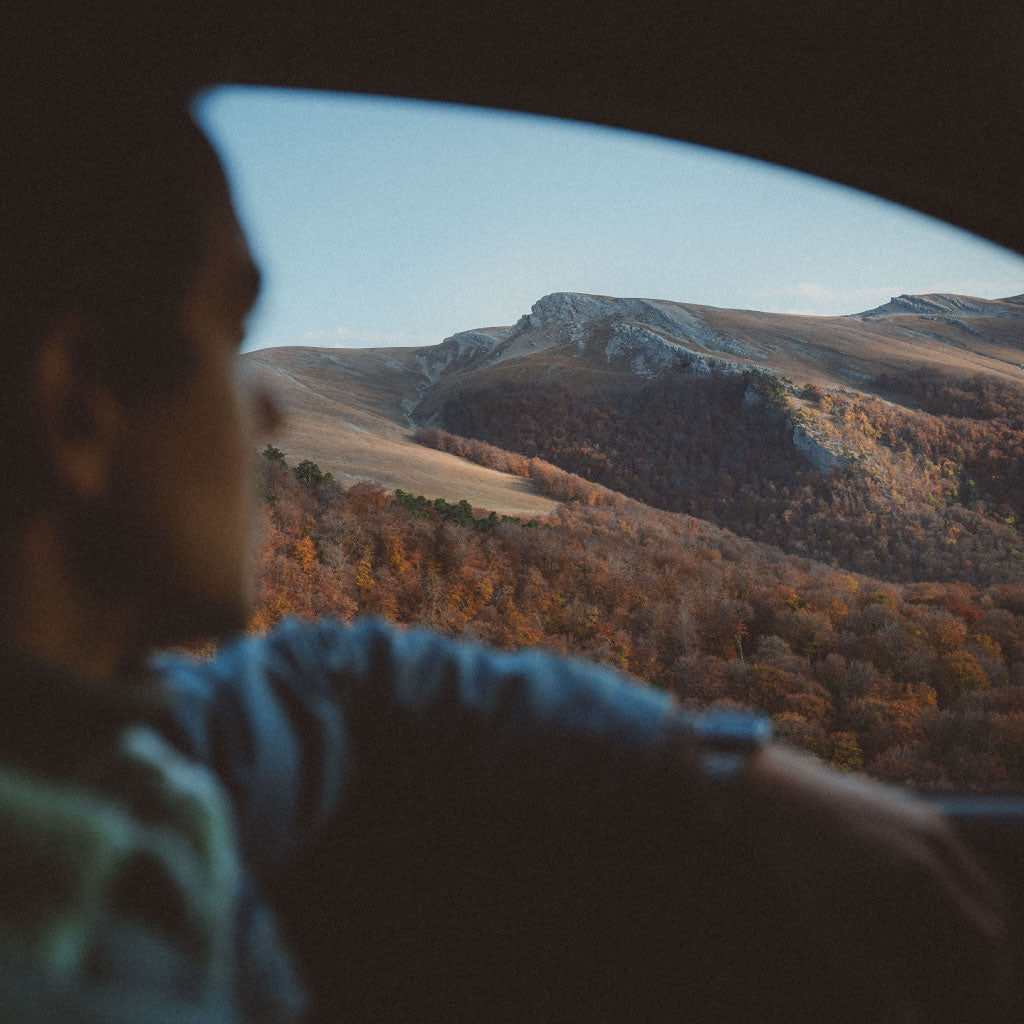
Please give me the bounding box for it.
[694,709,774,751]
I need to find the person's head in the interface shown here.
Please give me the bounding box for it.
[1,76,280,670]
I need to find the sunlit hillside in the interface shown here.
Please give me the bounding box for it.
[244,289,1024,520]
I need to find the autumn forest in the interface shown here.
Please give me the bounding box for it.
[250,366,1024,794]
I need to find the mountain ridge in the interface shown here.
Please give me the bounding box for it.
[242,287,1024,518]
[854,292,1024,319]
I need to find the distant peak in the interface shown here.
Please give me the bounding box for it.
[528,291,613,318]
[856,292,1005,318]
[506,293,617,338]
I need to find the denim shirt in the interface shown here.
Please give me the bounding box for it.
[153,616,703,1022]
[151,617,684,876]
[0,617,693,1022]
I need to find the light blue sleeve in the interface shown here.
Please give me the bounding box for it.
[150,616,689,871]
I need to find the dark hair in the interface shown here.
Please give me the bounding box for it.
[0,70,229,518]
[2,95,228,385]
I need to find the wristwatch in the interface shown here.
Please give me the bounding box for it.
[690,707,774,783]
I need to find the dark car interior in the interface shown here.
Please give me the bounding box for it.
[26,3,1024,1019]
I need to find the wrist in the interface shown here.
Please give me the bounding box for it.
[691,707,775,784]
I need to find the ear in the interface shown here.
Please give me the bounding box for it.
[33,316,125,501]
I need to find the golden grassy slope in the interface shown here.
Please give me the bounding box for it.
[243,346,558,516]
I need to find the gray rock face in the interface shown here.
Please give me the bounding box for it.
[856,293,1019,319]
[495,291,753,366]
[792,425,848,473]
[512,291,734,345]
[604,322,692,377]
[416,328,507,382]
[510,291,620,336]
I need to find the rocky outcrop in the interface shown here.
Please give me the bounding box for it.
[415,327,507,383]
[509,292,619,339]
[792,425,849,473]
[490,291,754,366]
[856,293,1020,319]
[603,322,692,377]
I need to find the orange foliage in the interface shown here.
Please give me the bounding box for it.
[248,453,1024,795]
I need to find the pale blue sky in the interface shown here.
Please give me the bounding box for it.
[196,86,1024,354]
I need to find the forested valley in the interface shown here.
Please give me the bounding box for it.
[429,368,1024,586]
[251,423,1024,795]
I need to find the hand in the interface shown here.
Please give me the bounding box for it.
[727,744,1015,1022]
